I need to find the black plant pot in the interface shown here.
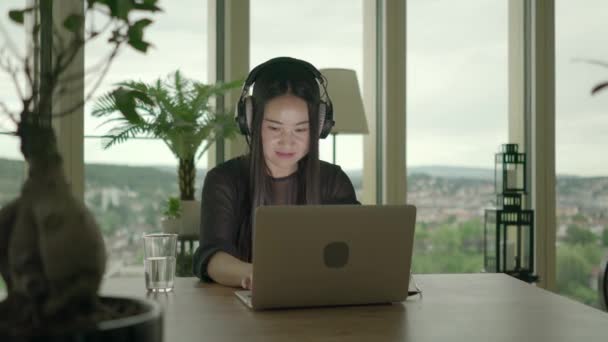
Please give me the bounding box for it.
[0,296,162,342]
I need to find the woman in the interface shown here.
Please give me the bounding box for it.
[192,57,359,289]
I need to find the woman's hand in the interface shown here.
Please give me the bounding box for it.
[241,273,253,290]
[207,252,252,288]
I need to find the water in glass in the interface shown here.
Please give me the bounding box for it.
[145,256,176,292]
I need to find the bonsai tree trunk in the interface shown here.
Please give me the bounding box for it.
[0,115,106,325]
[178,157,196,201]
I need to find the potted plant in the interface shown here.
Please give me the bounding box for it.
[161,196,181,234]
[0,1,163,340]
[91,70,241,236]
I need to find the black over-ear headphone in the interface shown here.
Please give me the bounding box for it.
[235,57,335,138]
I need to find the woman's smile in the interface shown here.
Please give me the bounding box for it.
[275,151,296,159]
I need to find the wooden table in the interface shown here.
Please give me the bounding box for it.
[101,273,608,341]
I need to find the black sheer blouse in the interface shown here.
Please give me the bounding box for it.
[192,156,359,281]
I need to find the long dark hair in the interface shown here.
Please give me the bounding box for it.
[247,61,322,214]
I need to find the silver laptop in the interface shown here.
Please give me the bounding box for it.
[235,204,417,310]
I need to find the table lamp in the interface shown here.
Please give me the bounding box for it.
[319,68,369,164]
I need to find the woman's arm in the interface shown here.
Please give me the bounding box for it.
[207,251,252,288]
[193,165,249,285]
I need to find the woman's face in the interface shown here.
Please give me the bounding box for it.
[261,94,311,178]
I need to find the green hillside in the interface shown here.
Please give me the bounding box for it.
[86,162,180,196]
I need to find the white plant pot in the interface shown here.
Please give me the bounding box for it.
[180,200,201,237]
[161,217,181,234]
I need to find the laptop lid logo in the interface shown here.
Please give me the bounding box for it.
[324,242,349,268]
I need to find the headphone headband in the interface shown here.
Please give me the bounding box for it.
[242,57,325,91]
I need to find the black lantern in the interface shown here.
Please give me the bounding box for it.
[484,144,537,283]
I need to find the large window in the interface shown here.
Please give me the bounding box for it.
[0,2,26,209]
[250,0,365,200]
[407,0,508,273]
[84,1,208,273]
[0,1,27,294]
[555,0,608,308]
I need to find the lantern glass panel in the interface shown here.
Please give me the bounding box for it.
[503,224,519,271]
[495,154,503,194]
[495,151,526,193]
[506,163,524,190]
[484,210,497,272]
[520,223,531,271]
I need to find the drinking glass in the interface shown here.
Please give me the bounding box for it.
[143,233,178,292]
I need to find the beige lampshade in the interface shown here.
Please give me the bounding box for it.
[319,68,369,134]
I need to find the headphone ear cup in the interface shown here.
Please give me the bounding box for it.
[318,101,335,138]
[237,96,254,136]
[318,102,326,137]
[244,96,254,135]
[236,98,247,135]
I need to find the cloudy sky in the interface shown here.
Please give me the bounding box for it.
[1,0,607,176]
